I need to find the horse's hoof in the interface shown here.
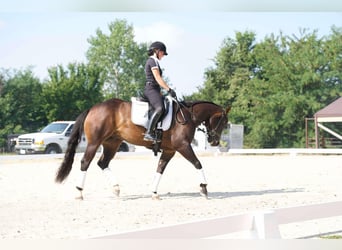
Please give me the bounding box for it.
[200,192,208,199]
[75,192,84,200]
[75,188,84,200]
[199,183,208,199]
[113,184,120,197]
[75,195,84,200]
[152,193,161,200]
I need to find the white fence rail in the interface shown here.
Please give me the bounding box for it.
[93,201,342,239]
[223,148,342,155]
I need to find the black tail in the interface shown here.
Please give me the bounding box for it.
[55,109,90,183]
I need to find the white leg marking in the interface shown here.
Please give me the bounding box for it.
[198,168,207,184]
[103,167,120,197]
[75,170,87,200]
[151,172,162,193]
[76,170,87,190]
[103,167,119,186]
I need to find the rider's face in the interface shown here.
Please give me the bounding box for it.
[157,50,165,59]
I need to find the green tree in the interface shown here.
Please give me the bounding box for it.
[86,19,147,100]
[249,28,341,147]
[42,63,104,121]
[194,28,342,148]
[191,31,257,136]
[0,68,46,148]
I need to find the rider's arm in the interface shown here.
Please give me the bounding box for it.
[151,68,171,92]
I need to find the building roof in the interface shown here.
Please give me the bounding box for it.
[315,97,342,122]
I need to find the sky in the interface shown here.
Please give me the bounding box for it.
[0,11,341,96]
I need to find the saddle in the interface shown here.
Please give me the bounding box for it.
[131,95,174,155]
[131,95,174,131]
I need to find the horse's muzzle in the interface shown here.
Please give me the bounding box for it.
[210,140,220,147]
[208,136,220,146]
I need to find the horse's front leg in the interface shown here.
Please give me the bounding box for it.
[177,144,208,198]
[151,150,176,200]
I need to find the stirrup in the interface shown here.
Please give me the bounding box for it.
[143,133,157,142]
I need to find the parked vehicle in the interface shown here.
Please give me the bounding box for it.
[15,121,134,154]
[118,141,135,152]
[6,134,20,153]
[15,121,82,154]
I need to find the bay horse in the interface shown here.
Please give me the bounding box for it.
[55,98,230,200]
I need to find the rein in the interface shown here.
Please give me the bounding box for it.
[172,97,188,125]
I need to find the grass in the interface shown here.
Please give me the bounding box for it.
[320,235,342,239]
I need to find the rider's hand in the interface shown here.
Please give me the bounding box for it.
[168,88,177,98]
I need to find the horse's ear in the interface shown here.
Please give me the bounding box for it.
[225,106,231,114]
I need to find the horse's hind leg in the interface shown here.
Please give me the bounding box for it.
[76,143,99,200]
[97,139,122,197]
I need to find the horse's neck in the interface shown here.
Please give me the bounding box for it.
[191,103,217,125]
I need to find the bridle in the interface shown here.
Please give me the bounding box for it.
[172,99,227,140]
[207,111,227,139]
[193,109,227,143]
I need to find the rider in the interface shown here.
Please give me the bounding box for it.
[143,41,177,141]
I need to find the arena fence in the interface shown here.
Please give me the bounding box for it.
[93,201,342,239]
[221,148,342,155]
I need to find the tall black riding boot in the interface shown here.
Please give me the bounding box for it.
[144,111,162,141]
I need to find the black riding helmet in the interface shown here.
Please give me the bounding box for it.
[149,41,168,56]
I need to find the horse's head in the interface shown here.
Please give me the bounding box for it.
[205,106,231,146]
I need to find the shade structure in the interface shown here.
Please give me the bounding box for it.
[314,97,342,148]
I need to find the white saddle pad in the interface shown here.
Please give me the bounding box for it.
[131,96,173,131]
